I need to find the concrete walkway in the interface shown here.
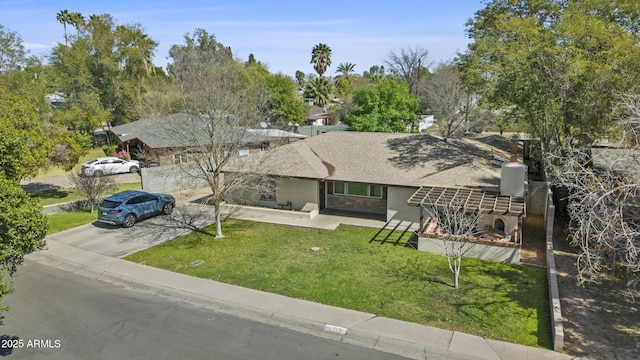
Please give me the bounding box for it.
[27,205,575,360]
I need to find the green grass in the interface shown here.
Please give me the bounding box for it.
[125,219,551,348]
[46,210,97,234]
[35,148,107,179]
[32,182,142,206]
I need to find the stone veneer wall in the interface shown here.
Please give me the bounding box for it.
[326,194,386,214]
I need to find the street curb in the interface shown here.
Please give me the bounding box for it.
[26,248,576,360]
[25,252,430,359]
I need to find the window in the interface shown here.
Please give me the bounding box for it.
[127,196,143,205]
[333,182,382,198]
[494,218,505,232]
[174,153,190,165]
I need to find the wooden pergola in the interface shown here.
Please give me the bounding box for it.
[407,186,525,217]
[408,186,527,244]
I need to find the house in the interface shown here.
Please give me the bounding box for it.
[109,113,308,166]
[226,131,518,224]
[307,105,328,126]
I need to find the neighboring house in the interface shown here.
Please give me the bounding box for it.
[109,113,308,166]
[226,131,519,224]
[307,105,328,126]
[294,123,351,137]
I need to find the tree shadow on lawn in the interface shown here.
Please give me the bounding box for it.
[458,261,552,348]
[26,186,69,202]
[384,255,552,348]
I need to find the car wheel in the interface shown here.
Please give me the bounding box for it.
[123,214,136,228]
[93,170,104,177]
[163,202,174,215]
[129,166,139,173]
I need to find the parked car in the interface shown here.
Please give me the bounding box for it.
[98,190,175,228]
[82,157,140,177]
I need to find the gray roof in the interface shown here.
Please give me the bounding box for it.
[308,105,327,120]
[248,132,507,189]
[110,113,307,149]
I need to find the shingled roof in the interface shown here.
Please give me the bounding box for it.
[110,113,307,149]
[246,132,508,189]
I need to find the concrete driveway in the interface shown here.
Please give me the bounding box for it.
[46,203,216,258]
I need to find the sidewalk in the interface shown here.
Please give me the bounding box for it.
[28,209,575,360]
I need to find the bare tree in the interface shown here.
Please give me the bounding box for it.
[421,200,485,288]
[615,92,640,145]
[547,147,640,295]
[385,46,432,96]
[67,172,116,213]
[167,29,270,238]
[425,61,468,138]
[546,93,640,295]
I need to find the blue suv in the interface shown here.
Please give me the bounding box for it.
[98,190,175,228]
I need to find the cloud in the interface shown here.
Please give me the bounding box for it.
[22,42,53,50]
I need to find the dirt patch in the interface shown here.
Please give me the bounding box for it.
[552,214,640,360]
[521,215,546,267]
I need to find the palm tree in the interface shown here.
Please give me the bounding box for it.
[56,9,70,46]
[336,62,355,77]
[68,12,85,39]
[335,62,355,86]
[295,70,305,89]
[364,65,385,81]
[304,77,333,106]
[310,43,332,77]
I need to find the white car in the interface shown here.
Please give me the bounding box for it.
[82,157,140,177]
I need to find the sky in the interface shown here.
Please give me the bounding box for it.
[1,0,486,77]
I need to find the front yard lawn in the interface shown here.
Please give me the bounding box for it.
[125,219,551,348]
[46,210,97,234]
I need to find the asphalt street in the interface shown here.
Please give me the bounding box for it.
[2,261,410,360]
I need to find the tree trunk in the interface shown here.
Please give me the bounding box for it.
[214,204,224,238]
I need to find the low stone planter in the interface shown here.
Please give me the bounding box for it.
[221,203,317,220]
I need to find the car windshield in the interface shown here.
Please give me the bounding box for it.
[87,159,98,164]
[100,200,121,209]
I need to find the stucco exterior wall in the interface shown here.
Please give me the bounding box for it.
[527,180,549,215]
[230,177,318,212]
[417,236,521,263]
[387,186,420,222]
[479,214,519,237]
[326,194,387,214]
[274,177,318,210]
